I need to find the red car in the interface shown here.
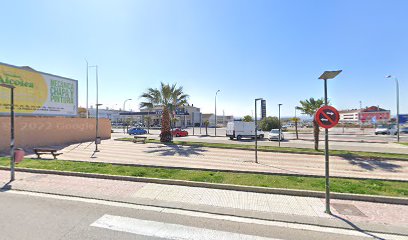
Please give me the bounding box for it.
[171,128,188,137]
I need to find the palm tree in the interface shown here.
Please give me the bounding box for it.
[204,120,210,135]
[140,82,189,142]
[297,98,325,150]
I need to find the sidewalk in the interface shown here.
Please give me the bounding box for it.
[1,170,407,237]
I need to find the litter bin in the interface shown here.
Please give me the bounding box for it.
[14,148,25,164]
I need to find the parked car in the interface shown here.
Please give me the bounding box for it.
[399,127,408,134]
[375,125,397,135]
[128,127,147,135]
[226,121,264,140]
[268,129,284,141]
[171,128,188,137]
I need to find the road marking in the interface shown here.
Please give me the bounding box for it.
[91,214,277,240]
[4,190,407,240]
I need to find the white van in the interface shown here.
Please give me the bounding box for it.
[226,121,265,140]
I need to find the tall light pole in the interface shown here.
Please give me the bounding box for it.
[318,70,342,214]
[215,90,220,136]
[85,59,89,118]
[95,103,103,152]
[1,83,16,181]
[122,98,132,133]
[386,75,400,142]
[89,65,100,151]
[254,98,263,164]
[123,98,132,112]
[278,104,282,147]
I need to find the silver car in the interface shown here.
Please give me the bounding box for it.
[268,129,284,141]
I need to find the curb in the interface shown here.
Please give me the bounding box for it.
[20,158,408,182]
[2,167,407,205]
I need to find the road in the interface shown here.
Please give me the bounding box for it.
[114,127,408,154]
[1,190,404,240]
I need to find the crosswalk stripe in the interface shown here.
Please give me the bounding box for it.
[91,214,279,240]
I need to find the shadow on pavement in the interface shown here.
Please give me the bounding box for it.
[331,214,386,240]
[0,180,13,192]
[339,153,402,172]
[144,144,207,157]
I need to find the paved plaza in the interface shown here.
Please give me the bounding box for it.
[27,138,408,181]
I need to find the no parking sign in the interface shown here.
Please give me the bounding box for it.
[315,106,340,129]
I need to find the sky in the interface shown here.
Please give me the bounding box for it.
[1,0,407,118]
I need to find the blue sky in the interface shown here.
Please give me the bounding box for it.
[1,0,407,117]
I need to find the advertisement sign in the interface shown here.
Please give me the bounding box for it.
[0,63,78,116]
[261,100,266,120]
[399,114,408,124]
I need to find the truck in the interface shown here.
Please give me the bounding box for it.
[226,121,265,140]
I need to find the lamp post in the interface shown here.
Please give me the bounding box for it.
[0,83,16,181]
[85,59,89,118]
[318,70,342,214]
[95,103,103,152]
[123,98,132,133]
[278,104,282,147]
[255,98,263,163]
[386,75,400,142]
[215,90,220,136]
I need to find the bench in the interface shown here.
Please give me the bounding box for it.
[33,148,63,159]
[132,136,147,144]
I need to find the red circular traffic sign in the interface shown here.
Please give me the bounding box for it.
[315,106,339,129]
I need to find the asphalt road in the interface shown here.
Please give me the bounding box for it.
[0,190,401,240]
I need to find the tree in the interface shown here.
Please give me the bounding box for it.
[291,117,301,139]
[204,120,210,135]
[297,98,325,150]
[140,82,189,142]
[259,117,280,131]
[145,116,152,134]
[242,115,253,122]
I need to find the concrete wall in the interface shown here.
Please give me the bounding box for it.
[0,117,111,153]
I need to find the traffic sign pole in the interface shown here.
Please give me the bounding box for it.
[324,79,330,214]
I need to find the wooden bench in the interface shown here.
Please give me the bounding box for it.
[132,136,147,144]
[33,148,63,159]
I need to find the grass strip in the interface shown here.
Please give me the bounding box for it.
[1,157,407,198]
[116,137,408,161]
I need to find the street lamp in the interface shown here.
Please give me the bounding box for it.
[95,103,103,152]
[85,59,89,118]
[386,75,400,142]
[0,83,16,181]
[215,90,220,136]
[123,98,132,112]
[255,98,263,163]
[123,98,132,133]
[318,70,342,214]
[278,104,282,147]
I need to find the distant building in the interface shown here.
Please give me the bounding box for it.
[339,106,390,124]
[339,109,360,123]
[201,113,234,127]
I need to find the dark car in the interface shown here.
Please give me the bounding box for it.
[128,127,147,135]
